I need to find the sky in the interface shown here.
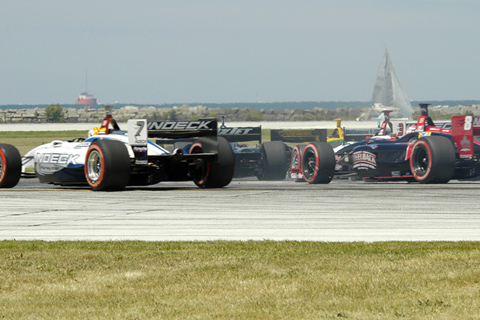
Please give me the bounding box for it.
[1,0,480,105]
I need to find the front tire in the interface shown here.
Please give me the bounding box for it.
[301,142,335,184]
[84,140,131,191]
[409,136,455,183]
[0,144,21,188]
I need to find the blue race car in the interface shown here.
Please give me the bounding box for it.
[346,106,480,183]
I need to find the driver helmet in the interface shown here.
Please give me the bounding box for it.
[87,127,100,138]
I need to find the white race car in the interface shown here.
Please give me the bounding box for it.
[20,114,235,191]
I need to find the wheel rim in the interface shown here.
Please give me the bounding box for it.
[86,149,102,183]
[412,145,429,177]
[302,148,317,180]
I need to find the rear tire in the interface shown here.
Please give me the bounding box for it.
[84,140,131,191]
[257,141,287,180]
[409,136,455,183]
[0,143,21,188]
[191,137,235,188]
[301,142,335,184]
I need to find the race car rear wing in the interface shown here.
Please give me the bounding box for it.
[127,119,218,165]
[146,119,217,139]
[99,114,218,140]
[451,115,480,159]
[218,126,262,143]
[270,129,327,143]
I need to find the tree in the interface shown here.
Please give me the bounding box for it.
[243,110,265,121]
[45,104,65,123]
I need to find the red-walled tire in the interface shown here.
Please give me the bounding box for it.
[0,143,21,188]
[301,142,335,184]
[290,144,306,182]
[409,136,455,183]
[84,140,131,191]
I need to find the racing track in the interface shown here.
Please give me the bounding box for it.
[2,177,480,242]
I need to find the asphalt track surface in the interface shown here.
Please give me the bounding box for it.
[2,176,480,242]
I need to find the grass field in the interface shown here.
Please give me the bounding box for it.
[1,241,480,319]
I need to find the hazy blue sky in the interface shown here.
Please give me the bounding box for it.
[1,0,479,105]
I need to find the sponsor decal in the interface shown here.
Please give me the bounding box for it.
[128,119,148,146]
[34,152,80,175]
[132,146,148,165]
[345,128,377,135]
[277,130,316,137]
[290,172,303,179]
[459,135,472,158]
[352,151,377,170]
[396,123,404,136]
[417,116,425,131]
[219,127,254,135]
[474,116,480,128]
[147,120,213,131]
[77,141,91,148]
[133,146,147,152]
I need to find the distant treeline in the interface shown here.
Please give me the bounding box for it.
[1,100,480,110]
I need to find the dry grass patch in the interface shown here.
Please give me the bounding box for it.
[1,241,480,319]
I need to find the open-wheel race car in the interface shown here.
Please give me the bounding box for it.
[351,116,480,183]
[288,104,480,184]
[218,118,290,180]
[343,104,480,183]
[171,116,291,180]
[20,111,235,191]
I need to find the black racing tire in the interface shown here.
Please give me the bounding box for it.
[257,141,287,181]
[301,142,335,184]
[0,143,21,188]
[191,137,235,188]
[290,144,307,182]
[409,136,455,183]
[84,140,131,191]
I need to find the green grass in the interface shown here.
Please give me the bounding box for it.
[0,131,86,156]
[1,241,480,319]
